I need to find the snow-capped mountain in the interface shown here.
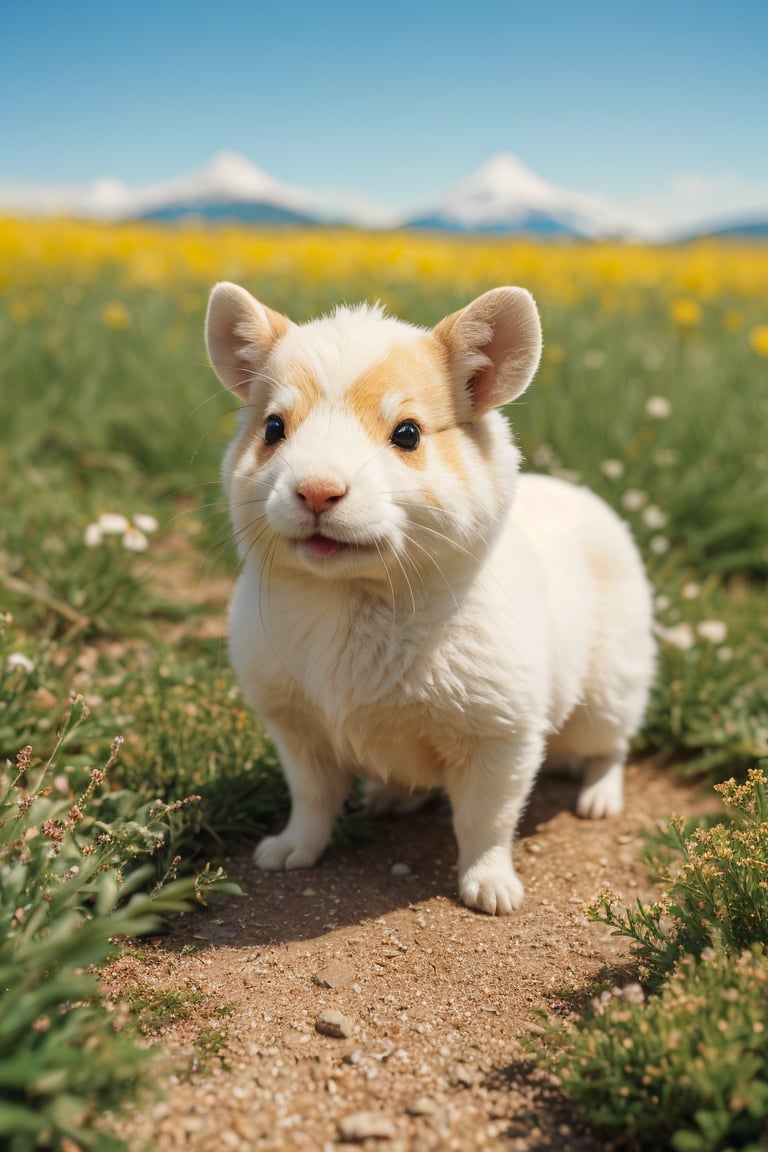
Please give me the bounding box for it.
[0,152,323,225]
[135,151,319,224]
[405,153,656,239]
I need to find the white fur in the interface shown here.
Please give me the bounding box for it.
[206,283,656,915]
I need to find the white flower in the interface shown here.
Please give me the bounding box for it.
[650,534,670,554]
[655,622,695,650]
[98,512,130,535]
[6,652,34,674]
[132,513,159,534]
[83,522,104,548]
[645,395,671,419]
[622,489,647,511]
[643,505,668,529]
[654,594,671,612]
[682,582,700,601]
[601,459,625,480]
[696,619,728,645]
[122,527,149,553]
[717,646,734,663]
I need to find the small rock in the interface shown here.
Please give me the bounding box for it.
[524,841,541,855]
[453,1064,477,1087]
[390,862,411,877]
[405,1097,437,1117]
[315,1009,355,1039]
[313,961,355,989]
[338,1111,396,1141]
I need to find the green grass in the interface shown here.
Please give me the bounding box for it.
[1,255,767,1146]
[2,271,766,779]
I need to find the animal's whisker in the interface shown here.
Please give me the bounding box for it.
[221,471,277,493]
[399,531,460,616]
[383,537,419,620]
[183,389,241,426]
[199,514,271,576]
[257,537,285,670]
[374,540,398,630]
[215,365,284,394]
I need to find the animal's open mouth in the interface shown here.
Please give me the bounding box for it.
[301,533,350,559]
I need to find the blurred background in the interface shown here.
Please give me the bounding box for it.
[2,0,767,771]
[1,0,767,765]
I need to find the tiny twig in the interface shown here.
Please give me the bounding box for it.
[0,570,88,626]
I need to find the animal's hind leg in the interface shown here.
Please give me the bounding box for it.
[553,600,654,820]
[550,707,630,820]
[576,751,625,819]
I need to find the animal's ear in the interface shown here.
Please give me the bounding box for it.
[433,287,542,416]
[206,281,293,398]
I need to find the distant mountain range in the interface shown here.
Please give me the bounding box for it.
[700,219,768,239]
[403,154,652,239]
[0,151,765,241]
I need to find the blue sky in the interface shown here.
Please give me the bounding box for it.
[3,0,767,226]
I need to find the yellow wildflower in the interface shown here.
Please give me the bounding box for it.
[101,300,130,330]
[748,324,768,357]
[670,296,702,328]
[544,343,567,365]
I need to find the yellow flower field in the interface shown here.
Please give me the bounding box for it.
[2,218,767,311]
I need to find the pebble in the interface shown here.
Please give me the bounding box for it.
[313,961,355,989]
[390,862,411,877]
[338,1111,396,1141]
[453,1064,477,1087]
[315,1009,355,1039]
[405,1096,437,1117]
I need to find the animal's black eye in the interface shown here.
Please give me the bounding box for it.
[264,414,285,445]
[390,420,421,451]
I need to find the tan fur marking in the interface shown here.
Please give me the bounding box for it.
[434,426,469,486]
[282,363,322,433]
[226,360,322,477]
[346,337,459,472]
[236,408,273,472]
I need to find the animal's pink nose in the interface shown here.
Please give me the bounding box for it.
[296,478,347,515]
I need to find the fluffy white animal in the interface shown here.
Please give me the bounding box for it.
[206,282,655,915]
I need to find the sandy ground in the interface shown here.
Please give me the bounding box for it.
[107,762,715,1152]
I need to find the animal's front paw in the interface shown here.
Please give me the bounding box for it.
[458,858,525,916]
[254,834,321,871]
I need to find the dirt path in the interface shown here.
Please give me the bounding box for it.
[108,763,716,1152]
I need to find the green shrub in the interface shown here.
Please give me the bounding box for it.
[0,695,237,1152]
[554,946,768,1152]
[587,766,768,988]
[550,766,768,1151]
